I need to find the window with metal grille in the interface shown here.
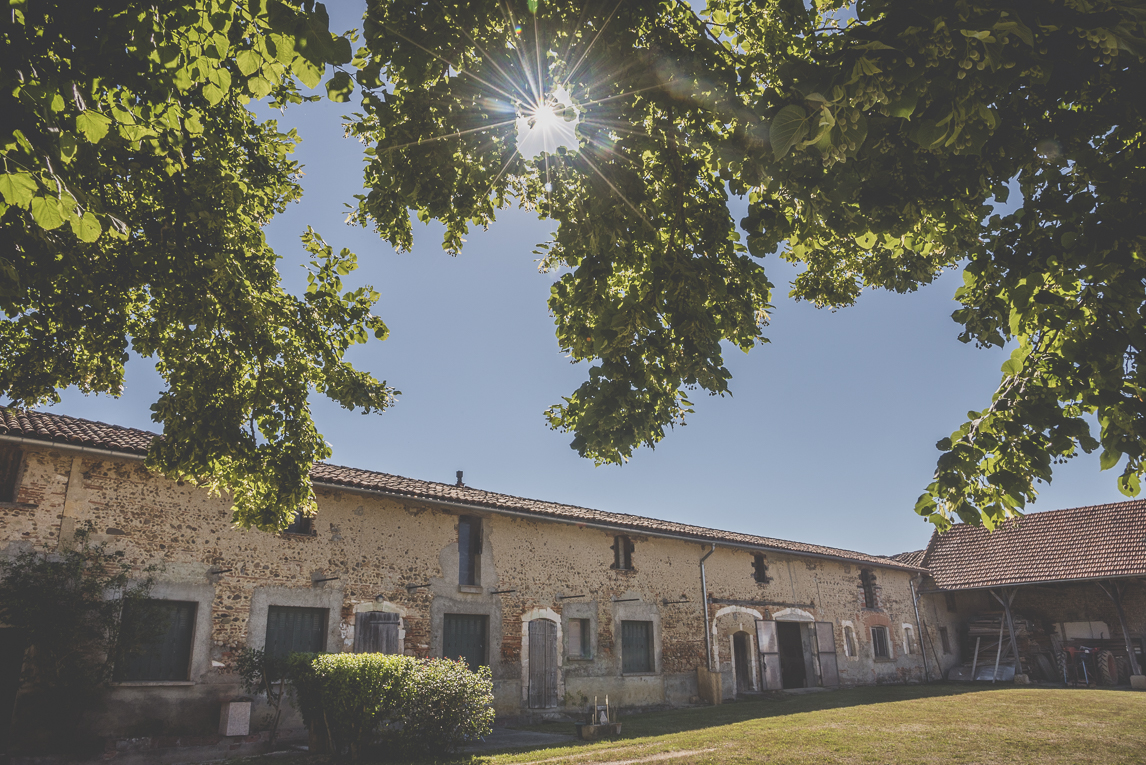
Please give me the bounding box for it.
[859,569,877,609]
[621,620,653,673]
[752,553,771,584]
[265,606,326,658]
[612,535,634,570]
[115,600,196,682]
[939,626,952,654]
[871,626,890,658]
[284,509,314,536]
[458,516,482,585]
[0,445,22,503]
[567,618,591,658]
[443,613,488,672]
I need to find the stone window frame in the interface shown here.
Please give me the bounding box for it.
[110,581,213,687]
[870,625,893,660]
[612,598,660,676]
[247,585,343,654]
[902,623,917,655]
[840,620,858,659]
[562,601,597,661]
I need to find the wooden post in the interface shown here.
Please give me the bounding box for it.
[971,636,981,680]
[990,587,1023,679]
[1096,580,1142,677]
[992,612,1005,683]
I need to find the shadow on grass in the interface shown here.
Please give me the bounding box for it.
[519,682,989,741]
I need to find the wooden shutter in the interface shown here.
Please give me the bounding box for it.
[756,620,782,690]
[621,620,653,673]
[528,619,558,708]
[459,517,481,585]
[813,622,840,687]
[354,612,400,654]
[265,606,326,658]
[115,600,196,681]
[443,614,488,671]
[0,446,22,503]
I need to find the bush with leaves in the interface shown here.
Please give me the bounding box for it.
[0,525,157,753]
[287,653,493,760]
[403,658,495,756]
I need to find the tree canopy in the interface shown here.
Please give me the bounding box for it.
[3,0,1145,531]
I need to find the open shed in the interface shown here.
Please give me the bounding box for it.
[911,500,1146,687]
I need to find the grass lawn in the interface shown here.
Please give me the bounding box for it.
[228,684,1146,764]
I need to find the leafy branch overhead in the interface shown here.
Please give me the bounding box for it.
[1,1,393,531]
[347,0,1146,529]
[4,0,1146,531]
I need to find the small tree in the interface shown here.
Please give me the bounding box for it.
[236,647,291,745]
[0,525,157,753]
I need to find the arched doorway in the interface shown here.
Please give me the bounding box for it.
[527,618,558,709]
[733,631,752,693]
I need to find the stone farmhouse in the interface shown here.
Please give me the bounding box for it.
[0,409,959,744]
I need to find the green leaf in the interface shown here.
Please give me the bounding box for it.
[855,232,878,250]
[887,90,918,119]
[1099,449,1120,471]
[75,111,112,143]
[30,195,65,230]
[58,132,78,164]
[69,211,101,242]
[0,172,38,209]
[325,71,353,102]
[770,105,808,159]
[236,49,262,76]
[1118,471,1141,497]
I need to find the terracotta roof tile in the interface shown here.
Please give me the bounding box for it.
[891,549,927,568]
[0,408,920,571]
[921,501,1146,590]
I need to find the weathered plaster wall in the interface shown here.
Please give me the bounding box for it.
[1,445,930,737]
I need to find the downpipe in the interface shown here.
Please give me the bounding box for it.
[700,543,716,671]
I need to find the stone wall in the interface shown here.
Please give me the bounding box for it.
[1,444,931,737]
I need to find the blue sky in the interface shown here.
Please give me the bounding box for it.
[41,1,1129,556]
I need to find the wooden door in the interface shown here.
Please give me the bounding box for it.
[444,613,488,672]
[733,632,752,692]
[528,619,558,708]
[354,612,401,654]
[756,620,781,690]
[813,622,840,687]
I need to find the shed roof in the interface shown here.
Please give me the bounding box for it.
[0,408,920,572]
[919,500,1146,590]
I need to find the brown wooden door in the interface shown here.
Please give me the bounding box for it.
[354,612,401,654]
[813,622,840,687]
[528,619,558,708]
[756,620,782,690]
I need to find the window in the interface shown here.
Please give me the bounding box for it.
[871,626,890,659]
[939,626,952,655]
[0,445,22,503]
[284,509,314,536]
[859,569,877,609]
[354,612,401,654]
[265,606,326,658]
[903,626,916,655]
[843,625,857,658]
[115,600,196,682]
[945,593,957,613]
[458,516,482,585]
[444,613,488,671]
[612,535,634,570]
[752,553,771,584]
[621,620,653,673]
[568,618,592,658]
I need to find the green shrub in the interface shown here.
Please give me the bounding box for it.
[403,658,495,755]
[287,653,494,759]
[288,652,415,759]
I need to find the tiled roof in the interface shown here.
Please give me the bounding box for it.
[890,549,927,568]
[0,408,156,454]
[0,408,920,571]
[920,500,1146,590]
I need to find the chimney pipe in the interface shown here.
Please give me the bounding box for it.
[456,470,464,487]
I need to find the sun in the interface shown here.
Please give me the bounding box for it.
[516,86,581,160]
